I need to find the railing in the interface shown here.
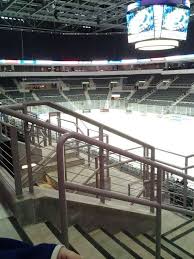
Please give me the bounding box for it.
[0,121,22,196]
[2,95,194,117]
[0,101,194,259]
[56,132,194,259]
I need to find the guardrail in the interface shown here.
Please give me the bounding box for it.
[56,132,194,259]
[1,101,194,259]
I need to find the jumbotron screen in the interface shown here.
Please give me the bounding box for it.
[127,5,190,43]
[161,5,190,39]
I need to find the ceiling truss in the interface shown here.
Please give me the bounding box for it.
[0,0,129,33]
[0,0,193,34]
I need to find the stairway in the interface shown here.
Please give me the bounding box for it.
[165,88,192,113]
[162,218,194,256]
[0,200,193,259]
[138,88,157,104]
[0,90,17,104]
[21,147,85,187]
[31,91,40,101]
[126,90,136,101]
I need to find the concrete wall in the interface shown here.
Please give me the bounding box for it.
[0,168,156,236]
[33,188,156,236]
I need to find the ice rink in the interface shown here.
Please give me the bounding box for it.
[39,108,194,177]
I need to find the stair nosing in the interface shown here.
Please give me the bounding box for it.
[74,224,114,259]
[45,222,79,255]
[100,228,142,259]
[162,219,194,237]
[123,230,160,258]
[143,233,182,259]
[170,227,194,242]
[162,236,194,258]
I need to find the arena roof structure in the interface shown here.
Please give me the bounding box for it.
[0,0,131,34]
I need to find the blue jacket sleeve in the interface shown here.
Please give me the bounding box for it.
[0,238,31,250]
[0,238,56,259]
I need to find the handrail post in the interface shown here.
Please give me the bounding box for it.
[99,126,105,203]
[48,127,52,146]
[37,126,40,145]
[31,124,35,145]
[143,146,149,197]
[99,154,105,203]
[76,117,80,156]
[57,136,69,247]
[43,128,47,147]
[106,135,110,177]
[183,156,188,210]
[10,126,23,197]
[150,148,155,213]
[64,146,67,181]
[58,112,61,139]
[23,104,34,194]
[87,129,91,166]
[156,167,162,259]
[95,156,99,197]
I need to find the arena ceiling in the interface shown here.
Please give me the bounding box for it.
[0,0,132,34]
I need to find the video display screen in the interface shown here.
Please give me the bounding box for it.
[127,6,155,43]
[127,5,190,43]
[161,6,190,40]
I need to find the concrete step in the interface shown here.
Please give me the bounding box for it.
[0,217,22,241]
[24,223,60,245]
[45,157,85,173]
[65,157,85,168]
[69,226,106,259]
[41,148,78,163]
[38,183,53,189]
[164,220,194,241]
[161,211,188,235]
[25,222,105,258]
[137,234,175,259]
[115,231,155,259]
[90,228,135,258]
[174,231,194,256]
[22,156,85,187]
[161,236,193,259]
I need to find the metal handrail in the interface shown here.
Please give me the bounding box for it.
[5,101,194,167]
[0,106,193,180]
[155,159,194,171]
[1,101,154,148]
[155,147,186,158]
[1,102,194,258]
[57,118,85,135]
[56,132,194,249]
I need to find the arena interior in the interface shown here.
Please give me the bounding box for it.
[0,0,194,258]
